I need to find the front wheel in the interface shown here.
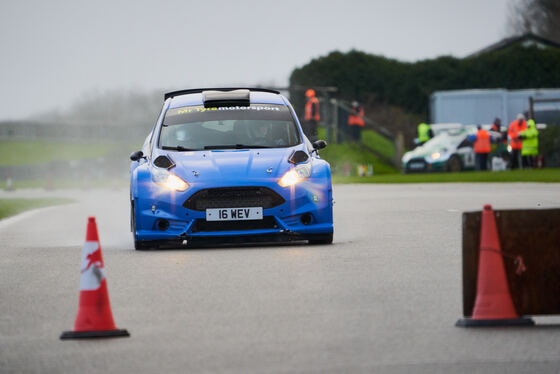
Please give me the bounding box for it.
[446,155,462,172]
[501,152,511,169]
[131,201,154,250]
[134,240,154,251]
[308,233,333,245]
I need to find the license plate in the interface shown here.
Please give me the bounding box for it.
[206,207,263,221]
[409,162,425,170]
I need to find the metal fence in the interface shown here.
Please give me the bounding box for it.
[318,99,404,168]
[0,121,151,142]
[286,86,404,168]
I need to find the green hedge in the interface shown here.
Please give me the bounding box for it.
[290,46,560,119]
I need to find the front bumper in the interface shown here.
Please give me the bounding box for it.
[136,232,333,249]
[133,179,333,242]
[403,158,446,173]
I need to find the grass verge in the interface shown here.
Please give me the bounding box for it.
[0,198,74,220]
[361,130,395,160]
[319,143,397,175]
[0,177,128,190]
[333,168,560,183]
[0,140,141,166]
[317,126,397,175]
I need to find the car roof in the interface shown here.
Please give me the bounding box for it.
[167,89,286,109]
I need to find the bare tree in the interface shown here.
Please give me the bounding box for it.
[508,0,560,43]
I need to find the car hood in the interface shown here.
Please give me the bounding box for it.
[403,134,466,162]
[403,147,428,160]
[162,147,304,183]
[402,144,438,161]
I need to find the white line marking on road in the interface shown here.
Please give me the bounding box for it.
[0,206,57,230]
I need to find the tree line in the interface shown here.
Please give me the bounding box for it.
[289,45,560,120]
[509,0,560,43]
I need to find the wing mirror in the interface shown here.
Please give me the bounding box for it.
[312,140,327,150]
[130,150,145,161]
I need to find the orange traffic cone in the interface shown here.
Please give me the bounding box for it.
[456,205,534,327]
[61,217,130,339]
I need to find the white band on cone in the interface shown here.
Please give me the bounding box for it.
[80,241,106,291]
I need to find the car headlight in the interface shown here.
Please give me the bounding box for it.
[152,168,189,191]
[431,152,441,160]
[278,163,311,187]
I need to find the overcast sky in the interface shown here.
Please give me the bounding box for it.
[0,0,513,120]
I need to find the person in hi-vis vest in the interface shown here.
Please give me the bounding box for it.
[518,118,539,168]
[473,125,491,171]
[347,101,365,142]
[417,122,432,145]
[304,89,320,141]
[508,114,527,169]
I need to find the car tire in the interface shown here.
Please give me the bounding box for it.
[134,240,153,251]
[130,200,134,232]
[446,155,462,172]
[131,201,154,251]
[308,233,333,245]
[501,152,511,169]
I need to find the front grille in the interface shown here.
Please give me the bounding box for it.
[406,158,427,171]
[184,187,285,211]
[191,216,278,232]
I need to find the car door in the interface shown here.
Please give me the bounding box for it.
[456,137,475,169]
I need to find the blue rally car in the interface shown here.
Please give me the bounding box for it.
[129,88,333,249]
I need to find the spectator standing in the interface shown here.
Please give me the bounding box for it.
[347,101,365,142]
[417,122,432,146]
[490,118,505,143]
[473,125,491,171]
[507,114,527,169]
[304,89,320,141]
[519,118,539,168]
[490,117,501,132]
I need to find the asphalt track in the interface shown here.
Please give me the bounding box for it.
[1,183,560,374]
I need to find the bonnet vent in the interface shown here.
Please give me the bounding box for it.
[288,150,309,164]
[153,155,175,169]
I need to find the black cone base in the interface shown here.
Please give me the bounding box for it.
[456,317,534,327]
[60,329,130,339]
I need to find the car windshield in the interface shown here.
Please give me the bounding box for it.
[420,131,468,153]
[159,104,301,150]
